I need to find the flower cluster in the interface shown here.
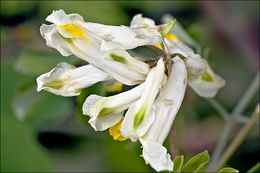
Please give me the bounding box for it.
[37,10,225,172]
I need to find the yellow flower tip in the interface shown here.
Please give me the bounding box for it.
[109,119,128,141]
[59,24,86,39]
[165,33,179,42]
[105,82,123,93]
[154,44,162,49]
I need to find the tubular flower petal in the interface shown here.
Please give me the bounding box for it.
[130,14,161,43]
[140,56,187,172]
[82,83,145,131]
[83,22,161,51]
[40,10,162,85]
[164,33,207,77]
[188,62,226,98]
[36,62,110,96]
[164,33,225,97]
[37,11,226,172]
[104,80,123,93]
[121,59,166,142]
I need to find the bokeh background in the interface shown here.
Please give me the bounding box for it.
[1,1,259,172]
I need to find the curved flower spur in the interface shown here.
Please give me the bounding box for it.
[37,10,226,172]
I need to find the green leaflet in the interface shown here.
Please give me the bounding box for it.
[160,18,176,38]
[173,155,184,173]
[181,151,210,173]
[247,163,260,173]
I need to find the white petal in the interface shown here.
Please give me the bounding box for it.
[82,83,145,131]
[40,25,147,85]
[104,49,150,75]
[140,139,173,172]
[144,56,187,144]
[89,112,123,132]
[138,56,186,172]
[184,55,207,77]
[188,62,226,98]
[40,24,73,56]
[164,35,207,77]
[130,14,156,28]
[121,59,165,141]
[46,9,84,26]
[36,62,110,97]
[73,40,148,85]
[82,22,161,51]
[41,10,151,85]
[165,38,194,57]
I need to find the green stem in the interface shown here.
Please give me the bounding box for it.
[208,72,259,171]
[207,98,229,120]
[215,104,259,171]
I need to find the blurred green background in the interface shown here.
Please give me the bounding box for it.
[1,1,259,172]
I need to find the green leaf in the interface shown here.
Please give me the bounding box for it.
[1,115,52,172]
[160,18,176,38]
[15,50,80,75]
[173,155,184,173]
[247,163,260,173]
[1,61,27,117]
[218,167,239,173]
[181,150,210,173]
[12,84,74,128]
[13,85,43,121]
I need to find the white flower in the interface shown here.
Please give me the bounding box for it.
[121,59,166,141]
[37,11,226,172]
[140,56,187,172]
[40,10,161,85]
[188,61,226,98]
[36,62,110,96]
[82,83,145,131]
[164,33,225,97]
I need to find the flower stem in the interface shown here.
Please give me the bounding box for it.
[215,104,259,171]
[208,72,259,171]
[207,98,229,120]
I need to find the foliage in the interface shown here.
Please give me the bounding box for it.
[173,151,237,173]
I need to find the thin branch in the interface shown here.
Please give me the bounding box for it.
[232,72,259,118]
[208,72,260,171]
[207,98,229,120]
[215,104,259,171]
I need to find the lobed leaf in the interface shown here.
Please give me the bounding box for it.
[181,150,210,173]
[173,155,184,173]
[247,163,259,173]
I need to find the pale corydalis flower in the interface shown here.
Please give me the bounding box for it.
[164,33,226,97]
[37,10,226,172]
[40,9,161,86]
[140,56,187,171]
[37,62,111,96]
